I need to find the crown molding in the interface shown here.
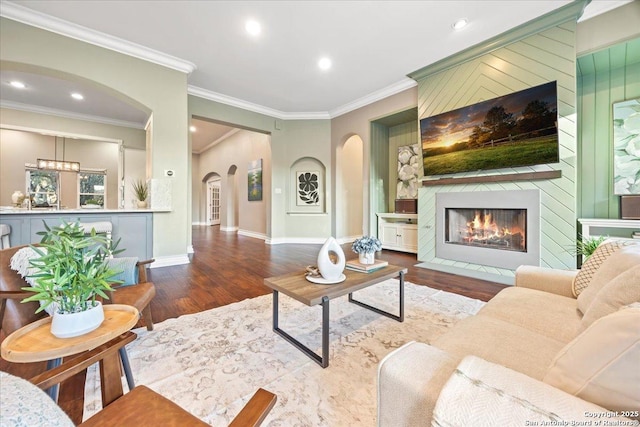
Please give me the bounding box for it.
[578,0,634,22]
[195,128,241,154]
[188,79,416,121]
[188,85,331,120]
[0,123,123,143]
[1,100,145,129]
[328,78,417,118]
[0,1,196,74]
[408,0,590,81]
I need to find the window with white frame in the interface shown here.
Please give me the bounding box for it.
[78,171,106,208]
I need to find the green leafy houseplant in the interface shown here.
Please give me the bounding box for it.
[352,236,382,254]
[21,221,123,314]
[132,179,149,202]
[574,234,607,261]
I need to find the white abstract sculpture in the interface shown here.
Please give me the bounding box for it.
[316,237,346,281]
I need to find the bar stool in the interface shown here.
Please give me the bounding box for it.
[0,224,10,249]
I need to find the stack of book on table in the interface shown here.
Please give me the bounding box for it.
[346,259,388,273]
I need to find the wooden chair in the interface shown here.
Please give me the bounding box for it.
[0,245,45,338]
[7,332,277,426]
[105,258,156,331]
[1,245,156,394]
[0,245,156,334]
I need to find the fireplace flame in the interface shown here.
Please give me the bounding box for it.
[464,211,525,249]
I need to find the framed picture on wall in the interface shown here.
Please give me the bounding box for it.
[296,171,320,206]
[613,98,640,195]
[248,159,262,201]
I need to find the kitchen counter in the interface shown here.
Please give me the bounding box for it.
[0,209,161,259]
[0,207,170,214]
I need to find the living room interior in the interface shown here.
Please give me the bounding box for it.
[1,0,640,425]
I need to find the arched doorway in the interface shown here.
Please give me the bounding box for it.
[202,172,222,226]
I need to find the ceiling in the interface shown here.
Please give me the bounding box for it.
[0,0,631,151]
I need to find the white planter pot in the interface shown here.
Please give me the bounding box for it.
[137,200,148,209]
[50,301,105,338]
[317,237,346,281]
[359,252,375,265]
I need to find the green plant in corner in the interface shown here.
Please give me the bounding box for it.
[21,221,124,314]
[574,234,607,261]
[132,179,149,202]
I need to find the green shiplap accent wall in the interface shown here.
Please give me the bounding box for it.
[370,122,389,233]
[577,38,640,219]
[415,20,579,281]
[388,121,419,211]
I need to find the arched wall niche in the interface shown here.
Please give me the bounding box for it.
[289,157,326,214]
[336,134,364,239]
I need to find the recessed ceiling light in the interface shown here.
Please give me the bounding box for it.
[189,126,196,132]
[452,19,468,30]
[318,57,332,71]
[10,81,26,89]
[245,20,261,36]
[71,92,84,100]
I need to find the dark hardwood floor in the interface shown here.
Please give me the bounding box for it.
[1,225,506,423]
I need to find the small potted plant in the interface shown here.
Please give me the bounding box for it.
[21,221,123,338]
[574,234,607,262]
[352,235,382,265]
[132,179,149,208]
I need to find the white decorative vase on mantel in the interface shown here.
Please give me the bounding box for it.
[50,301,105,338]
[359,252,375,265]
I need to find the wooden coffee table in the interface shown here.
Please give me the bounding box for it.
[264,265,407,368]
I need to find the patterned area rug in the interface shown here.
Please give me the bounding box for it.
[84,280,484,425]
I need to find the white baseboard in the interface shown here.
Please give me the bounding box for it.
[266,237,328,245]
[150,254,191,268]
[266,236,360,245]
[336,235,360,244]
[187,244,194,254]
[220,226,238,232]
[238,229,267,241]
[192,222,207,226]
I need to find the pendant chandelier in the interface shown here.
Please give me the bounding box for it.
[37,136,80,172]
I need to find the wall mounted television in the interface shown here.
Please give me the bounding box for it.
[420,81,559,176]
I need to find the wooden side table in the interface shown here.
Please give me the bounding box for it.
[1,304,139,403]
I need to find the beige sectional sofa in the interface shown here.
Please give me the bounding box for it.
[378,241,640,426]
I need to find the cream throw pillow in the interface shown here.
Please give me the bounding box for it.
[580,264,640,331]
[576,245,640,315]
[572,241,630,297]
[543,304,640,414]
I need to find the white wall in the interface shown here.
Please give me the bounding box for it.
[196,129,271,236]
[0,129,120,208]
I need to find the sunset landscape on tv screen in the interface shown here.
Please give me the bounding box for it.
[421,81,559,176]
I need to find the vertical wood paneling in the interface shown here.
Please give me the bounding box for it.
[416,21,579,279]
[577,40,640,220]
[370,122,389,232]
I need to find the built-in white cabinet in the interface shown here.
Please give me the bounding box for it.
[377,213,418,254]
[578,218,640,240]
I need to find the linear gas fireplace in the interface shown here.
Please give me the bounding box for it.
[445,208,527,253]
[436,190,540,270]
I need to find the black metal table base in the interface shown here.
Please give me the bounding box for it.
[272,271,404,368]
